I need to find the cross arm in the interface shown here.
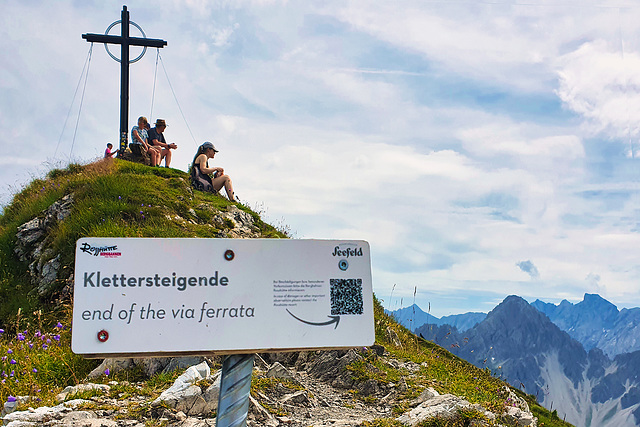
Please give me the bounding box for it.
[82,33,167,48]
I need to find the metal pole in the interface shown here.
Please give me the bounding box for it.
[216,354,254,427]
[119,5,130,153]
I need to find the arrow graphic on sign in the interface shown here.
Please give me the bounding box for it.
[286,309,341,329]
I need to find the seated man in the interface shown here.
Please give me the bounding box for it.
[147,119,177,167]
[130,116,160,166]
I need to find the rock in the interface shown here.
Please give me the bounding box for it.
[118,148,151,165]
[213,205,259,238]
[397,393,487,426]
[280,390,312,406]
[56,383,111,402]
[410,387,440,407]
[2,399,92,426]
[1,395,30,418]
[501,385,531,413]
[502,406,537,426]
[13,193,74,296]
[88,358,136,378]
[306,349,364,389]
[88,356,207,379]
[370,344,386,356]
[249,395,278,426]
[386,326,402,348]
[152,362,220,416]
[267,362,296,382]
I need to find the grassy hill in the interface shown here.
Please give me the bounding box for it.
[0,159,572,426]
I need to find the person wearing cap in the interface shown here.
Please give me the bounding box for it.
[148,119,178,167]
[190,141,236,201]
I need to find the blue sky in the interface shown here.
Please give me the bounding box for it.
[1,0,639,317]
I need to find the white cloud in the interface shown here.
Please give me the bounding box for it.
[556,39,640,139]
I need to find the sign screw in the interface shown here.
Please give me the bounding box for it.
[224,249,235,261]
[339,259,349,271]
[97,330,109,342]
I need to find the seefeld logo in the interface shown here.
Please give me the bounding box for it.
[80,242,121,258]
[331,244,363,258]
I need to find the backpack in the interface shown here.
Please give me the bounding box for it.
[190,164,216,193]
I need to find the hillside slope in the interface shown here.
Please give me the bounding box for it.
[0,159,571,426]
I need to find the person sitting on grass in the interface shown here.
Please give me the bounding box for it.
[130,116,160,166]
[104,142,117,158]
[190,141,237,202]
[148,119,177,168]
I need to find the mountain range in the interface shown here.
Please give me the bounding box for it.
[389,293,640,357]
[410,296,640,427]
[385,304,486,332]
[531,293,640,357]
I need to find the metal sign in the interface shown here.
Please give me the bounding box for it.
[71,238,374,357]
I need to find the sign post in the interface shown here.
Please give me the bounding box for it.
[72,238,375,425]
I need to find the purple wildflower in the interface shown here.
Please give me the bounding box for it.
[42,344,48,350]
[32,368,38,373]
[0,329,4,334]
[6,396,16,403]
[9,359,16,365]
[35,330,41,338]
[104,368,110,376]
[17,333,25,341]
[53,334,61,342]
[7,349,12,354]
[56,322,63,329]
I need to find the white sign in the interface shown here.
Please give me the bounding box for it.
[72,238,374,357]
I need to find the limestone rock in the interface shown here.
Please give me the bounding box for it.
[503,406,537,426]
[266,362,296,382]
[410,387,440,407]
[396,393,493,426]
[13,193,74,296]
[88,356,206,379]
[152,362,220,416]
[56,383,111,402]
[213,205,259,238]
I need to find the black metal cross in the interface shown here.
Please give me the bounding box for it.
[82,6,167,152]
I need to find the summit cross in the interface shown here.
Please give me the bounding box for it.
[82,5,167,152]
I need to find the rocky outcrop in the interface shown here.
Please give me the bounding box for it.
[14,193,74,296]
[212,205,260,238]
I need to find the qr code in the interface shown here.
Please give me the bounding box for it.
[330,278,363,315]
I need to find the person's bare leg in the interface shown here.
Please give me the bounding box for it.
[164,149,172,167]
[224,177,235,201]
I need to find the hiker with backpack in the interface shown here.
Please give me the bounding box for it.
[190,141,237,202]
